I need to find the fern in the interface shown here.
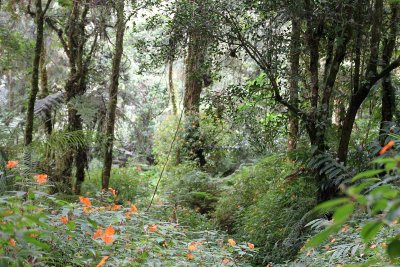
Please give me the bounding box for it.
[305,218,332,230]
[329,242,363,263]
[308,153,352,188]
[69,95,104,126]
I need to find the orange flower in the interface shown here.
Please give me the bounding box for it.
[35,174,48,184]
[101,226,115,244]
[6,160,18,169]
[130,204,138,213]
[187,253,194,260]
[30,233,38,238]
[104,226,115,236]
[93,229,103,239]
[188,243,197,251]
[222,258,230,264]
[379,140,395,155]
[96,256,109,267]
[247,243,255,249]
[101,235,113,244]
[79,196,91,207]
[149,224,158,233]
[60,216,69,224]
[67,235,72,241]
[111,204,121,211]
[228,239,236,246]
[9,238,16,246]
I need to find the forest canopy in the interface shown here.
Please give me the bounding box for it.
[0,0,400,266]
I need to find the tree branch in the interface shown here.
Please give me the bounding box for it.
[44,17,70,58]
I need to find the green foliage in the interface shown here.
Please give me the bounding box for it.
[0,27,33,70]
[214,155,317,263]
[161,161,222,214]
[0,180,257,266]
[153,114,246,175]
[303,154,400,265]
[82,164,155,205]
[279,213,400,267]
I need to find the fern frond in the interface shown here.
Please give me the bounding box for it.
[308,152,351,189]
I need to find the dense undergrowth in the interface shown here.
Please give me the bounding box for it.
[2,148,400,266]
[2,111,400,266]
[0,163,257,266]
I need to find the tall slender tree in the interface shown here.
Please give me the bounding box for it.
[102,0,126,190]
[24,0,52,146]
[287,15,300,152]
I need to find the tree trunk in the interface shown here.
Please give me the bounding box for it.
[168,59,178,116]
[39,37,52,135]
[183,29,207,166]
[102,0,125,190]
[7,70,14,111]
[379,4,399,145]
[338,0,384,163]
[24,0,44,146]
[48,1,93,193]
[288,17,300,152]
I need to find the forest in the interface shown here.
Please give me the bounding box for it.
[0,0,400,266]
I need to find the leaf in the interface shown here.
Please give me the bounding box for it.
[387,239,400,260]
[23,236,50,250]
[306,225,340,247]
[314,198,350,213]
[352,169,384,182]
[67,221,76,231]
[86,218,98,228]
[333,203,354,224]
[361,221,383,242]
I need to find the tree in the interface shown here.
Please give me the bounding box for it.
[337,0,400,163]
[44,0,99,192]
[220,0,400,200]
[181,0,214,166]
[287,13,300,152]
[102,0,126,190]
[24,0,51,146]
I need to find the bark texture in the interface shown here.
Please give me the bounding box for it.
[287,17,300,152]
[102,0,125,190]
[168,59,178,115]
[24,0,44,146]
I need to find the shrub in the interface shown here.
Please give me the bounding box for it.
[153,114,251,176]
[161,162,222,214]
[300,153,400,266]
[214,155,317,263]
[81,163,155,205]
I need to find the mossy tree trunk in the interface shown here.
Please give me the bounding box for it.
[183,29,208,167]
[102,0,126,190]
[24,0,44,146]
[168,59,178,116]
[39,37,52,135]
[287,16,300,152]
[45,0,97,193]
